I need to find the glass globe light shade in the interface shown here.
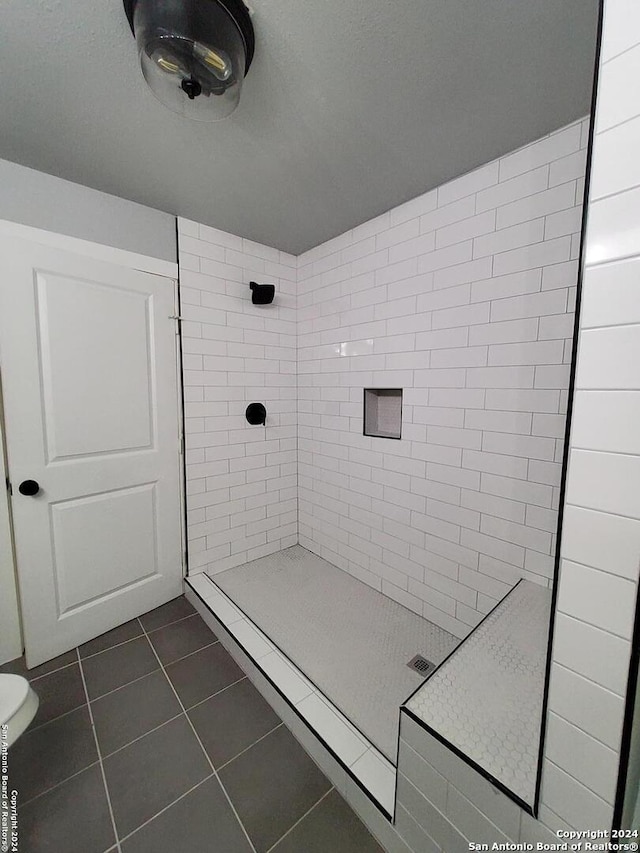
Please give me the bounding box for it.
[131,0,252,121]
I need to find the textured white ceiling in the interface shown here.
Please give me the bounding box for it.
[0,0,599,253]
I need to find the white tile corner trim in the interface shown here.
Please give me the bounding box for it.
[185,572,397,818]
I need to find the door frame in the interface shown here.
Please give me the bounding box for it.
[0,218,184,665]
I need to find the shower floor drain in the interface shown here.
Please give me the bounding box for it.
[407,654,436,677]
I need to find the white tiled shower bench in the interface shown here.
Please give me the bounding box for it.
[396,580,552,849]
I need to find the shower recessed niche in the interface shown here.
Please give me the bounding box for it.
[364,388,402,439]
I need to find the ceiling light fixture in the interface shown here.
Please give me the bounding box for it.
[123,0,255,121]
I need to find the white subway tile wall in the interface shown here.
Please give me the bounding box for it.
[541,0,640,832]
[395,714,560,851]
[178,18,640,836]
[297,119,587,639]
[178,222,298,575]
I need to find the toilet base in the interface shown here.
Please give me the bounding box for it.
[0,675,39,747]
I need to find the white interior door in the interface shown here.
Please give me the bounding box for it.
[0,235,184,667]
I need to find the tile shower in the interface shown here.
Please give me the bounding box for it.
[3,0,639,847]
[182,118,587,632]
[179,115,591,849]
[297,119,585,639]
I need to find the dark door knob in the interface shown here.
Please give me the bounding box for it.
[18,480,40,496]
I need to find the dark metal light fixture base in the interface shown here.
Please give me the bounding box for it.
[123,0,255,73]
[123,0,255,120]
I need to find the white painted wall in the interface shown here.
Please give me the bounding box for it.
[178,221,298,575]
[297,120,587,638]
[0,159,176,263]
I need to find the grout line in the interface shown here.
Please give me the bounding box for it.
[563,499,640,525]
[264,786,334,853]
[100,713,185,760]
[586,246,640,270]
[216,722,284,771]
[79,633,145,661]
[184,675,247,712]
[159,639,219,668]
[142,610,201,636]
[76,608,198,665]
[557,555,638,583]
[545,757,612,806]
[88,638,220,704]
[87,665,163,703]
[536,802,571,835]
[551,659,624,699]
[21,611,252,834]
[116,773,215,846]
[81,611,200,663]
[546,706,620,753]
[601,40,640,66]
[137,619,259,853]
[555,603,633,642]
[28,700,88,734]
[76,649,122,853]
[587,175,640,206]
[22,659,78,684]
[19,759,102,809]
[100,673,250,760]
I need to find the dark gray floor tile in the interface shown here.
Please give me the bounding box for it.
[30,662,86,729]
[20,763,115,853]
[189,678,280,767]
[165,643,244,709]
[139,596,195,632]
[79,619,143,659]
[9,706,98,803]
[103,715,211,838]
[0,650,77,681]
[219,725,331,853]
[271,789,384,853]
[92,670,182,756]
[121,777,252,853]
[82,637,159,700]
[147,614,216,666]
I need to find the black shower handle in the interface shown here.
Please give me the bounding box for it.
[246,403,266,425]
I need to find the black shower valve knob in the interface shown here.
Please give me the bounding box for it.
[246,403,266,425]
